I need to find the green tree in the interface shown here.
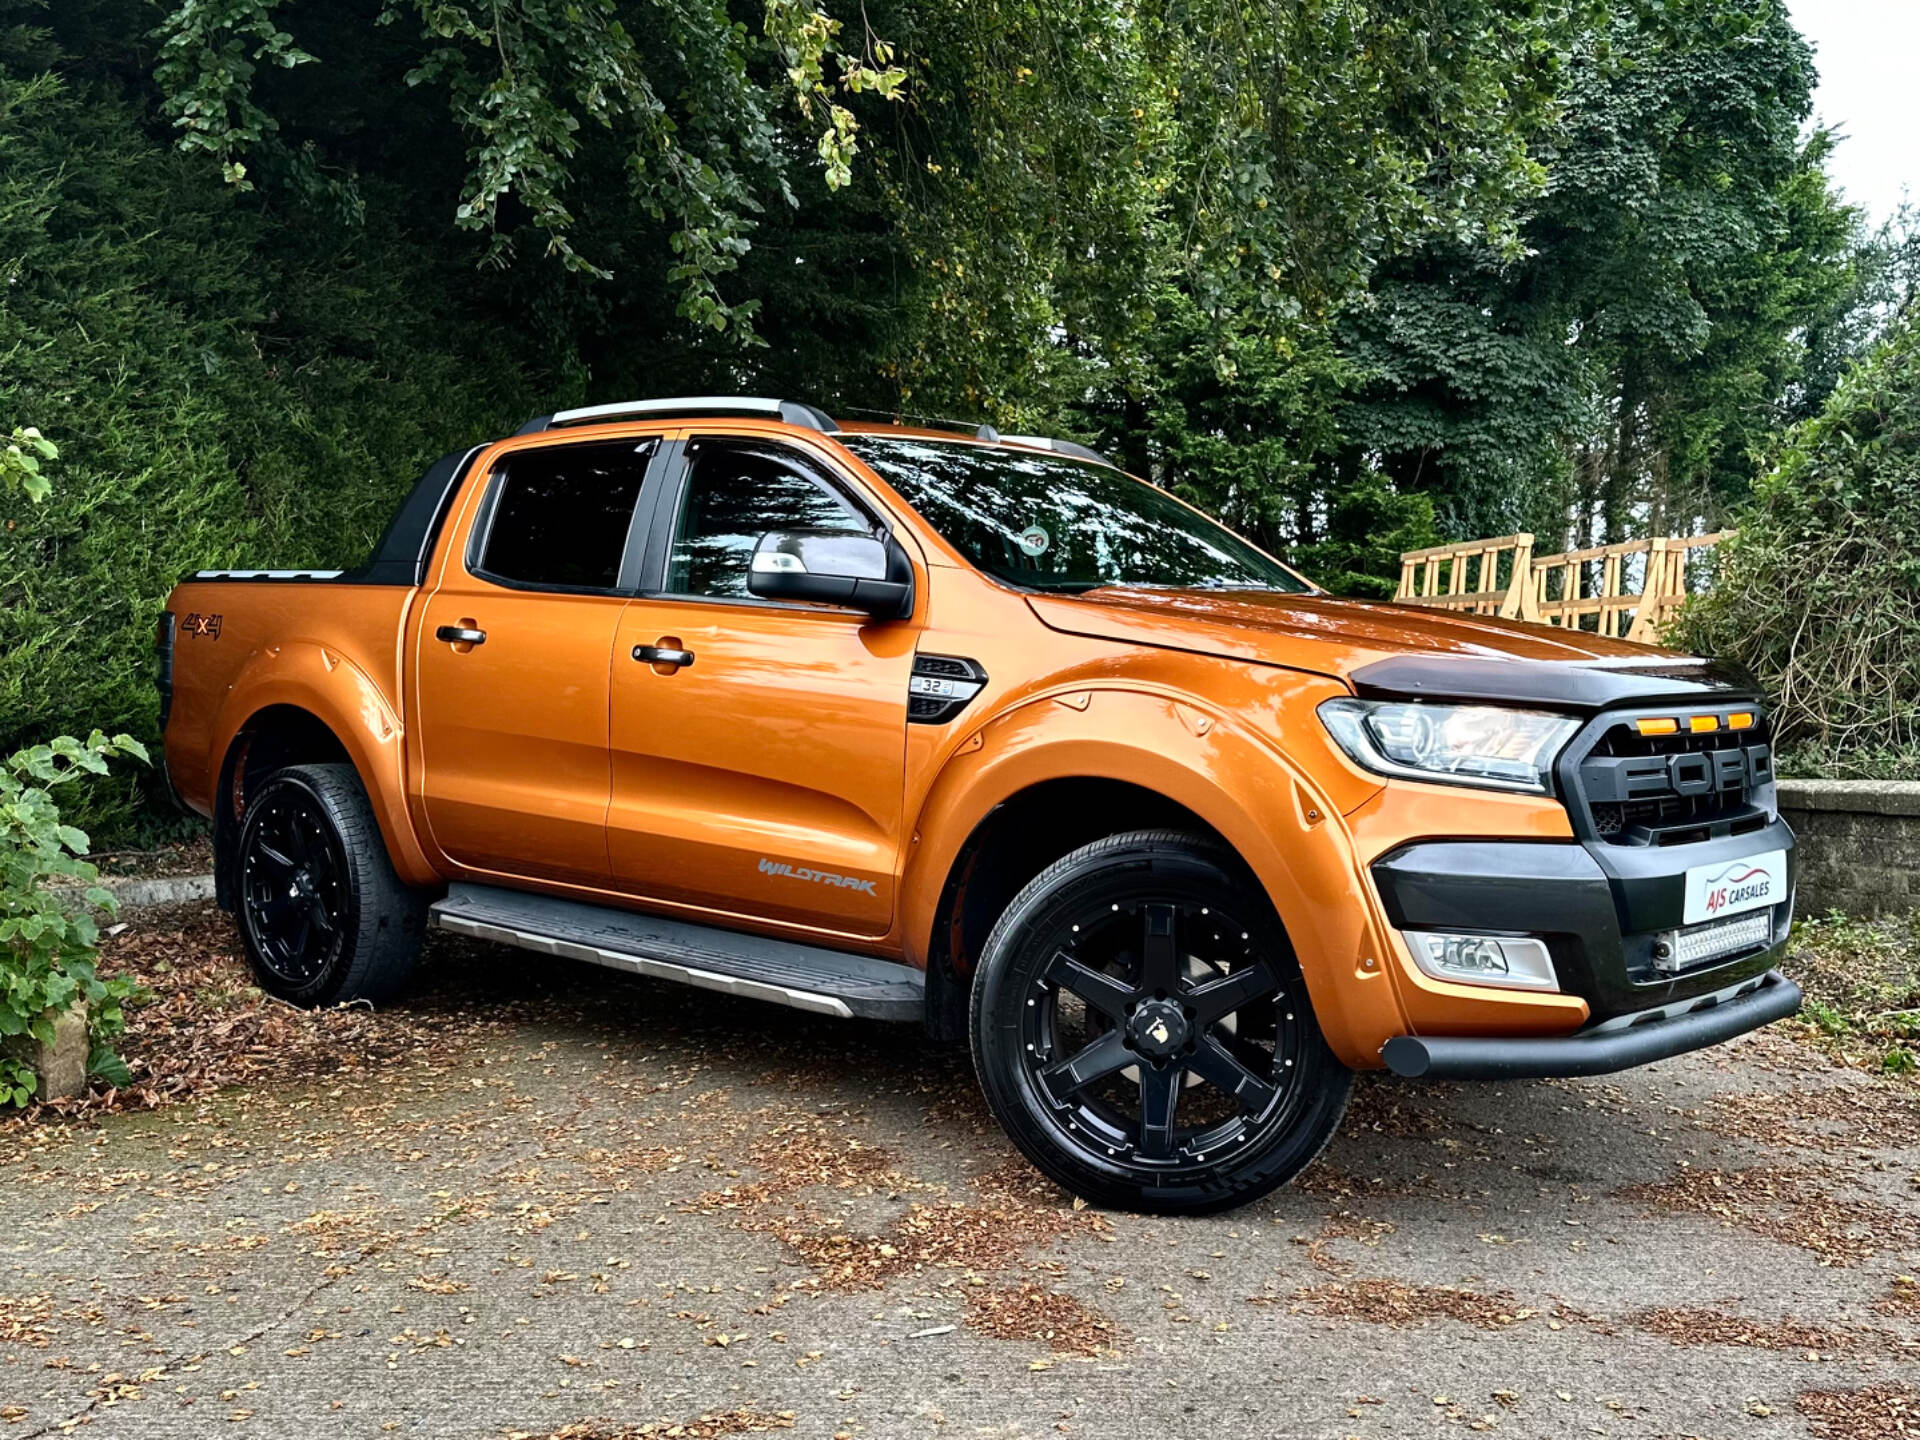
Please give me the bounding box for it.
[1324,0,1864,549]
[148,0,906,336]
[0,19,550,827]
[1797,202,1920,419]
[1671,308,1920,778]
[877,0,1581,417]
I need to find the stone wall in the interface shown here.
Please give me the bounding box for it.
[1776,779,1920,918]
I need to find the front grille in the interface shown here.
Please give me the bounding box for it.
[1571,709,1773,847]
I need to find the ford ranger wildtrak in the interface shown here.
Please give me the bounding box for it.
[159,396,1800,1213]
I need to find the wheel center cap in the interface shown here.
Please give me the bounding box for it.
[1129,998,1189,1058]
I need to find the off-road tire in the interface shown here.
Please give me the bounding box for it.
[233,763,427,1007]
[971,829,1351,1214]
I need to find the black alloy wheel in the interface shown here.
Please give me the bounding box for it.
[972,830,1351,1213]
[241,785,348,988]
[1025,894,1302,1163]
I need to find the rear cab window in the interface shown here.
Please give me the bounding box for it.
[471,440,656,591]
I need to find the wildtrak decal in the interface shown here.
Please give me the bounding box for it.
[758,857,878,897]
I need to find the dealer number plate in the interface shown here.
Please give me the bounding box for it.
[1682,848,1787,925]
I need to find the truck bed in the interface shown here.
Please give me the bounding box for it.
[160,446,485,817]
[162,578,418,816]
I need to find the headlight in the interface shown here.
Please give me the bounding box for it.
[1318,698,1578,794]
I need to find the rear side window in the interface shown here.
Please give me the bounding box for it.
[475,441,654,590]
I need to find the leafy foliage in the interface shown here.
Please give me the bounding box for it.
[870,0,1873,582]
[152,0,313,188]
[1320,0,1863,541]
[879,0,1581,413]
[0,21,552,831]
[1670,310,1920,778]
[0,729,148,1104]
[2,426,57,503]
[151,0,905,333]
[0,416,147,1103]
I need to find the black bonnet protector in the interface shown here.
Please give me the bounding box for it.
[1347,653,1761,713]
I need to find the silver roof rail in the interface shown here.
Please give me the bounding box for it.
[1000,434,1115,467]
[830,406,1114,466]
[517,397,839,434]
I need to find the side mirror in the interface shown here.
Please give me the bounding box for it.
[748,529,914,619]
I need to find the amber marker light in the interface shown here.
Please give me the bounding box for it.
[1727,712,1756,730]
[1688,715,1719,733]
[1635,717,1679,736]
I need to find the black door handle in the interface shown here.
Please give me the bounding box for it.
[633,644,695,668]
[436,625,487,645]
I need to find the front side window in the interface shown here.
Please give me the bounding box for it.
[668,442,870,598]
[476,441,653,590]
[837,435,1311,595]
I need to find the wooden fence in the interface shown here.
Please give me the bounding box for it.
[1396,533,1539,621]
[1395,531,1732,642]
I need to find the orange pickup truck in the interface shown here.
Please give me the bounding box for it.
[160,397,1799,1212]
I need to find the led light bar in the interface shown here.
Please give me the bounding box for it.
[1653,911,1773,973]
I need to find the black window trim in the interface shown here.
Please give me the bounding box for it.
[635,434,895,609]
[340,443,487,586]
[463,437,665,597]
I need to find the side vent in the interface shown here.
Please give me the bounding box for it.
[908,654,987,725]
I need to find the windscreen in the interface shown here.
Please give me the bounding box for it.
[838,435,1311,594]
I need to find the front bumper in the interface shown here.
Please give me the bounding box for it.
[1370,818,1799,1077]
[1383,969,1802,1079]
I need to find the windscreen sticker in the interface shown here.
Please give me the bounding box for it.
[1016,524,1051,557]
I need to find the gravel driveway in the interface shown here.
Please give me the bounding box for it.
[4,903,1919,1439]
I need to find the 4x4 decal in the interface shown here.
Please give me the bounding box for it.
[758,857,878,896]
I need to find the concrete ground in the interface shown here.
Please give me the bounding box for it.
[5,905,1920,1439]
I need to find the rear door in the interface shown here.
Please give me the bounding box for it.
[415,438,658,885]
[604,436,918,936]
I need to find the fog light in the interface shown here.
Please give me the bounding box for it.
[1404,931,1559,992]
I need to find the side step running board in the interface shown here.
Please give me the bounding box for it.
[429,883,925,1022]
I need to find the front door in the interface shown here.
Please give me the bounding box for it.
[607,437,916,936]
[415,438,656,885]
